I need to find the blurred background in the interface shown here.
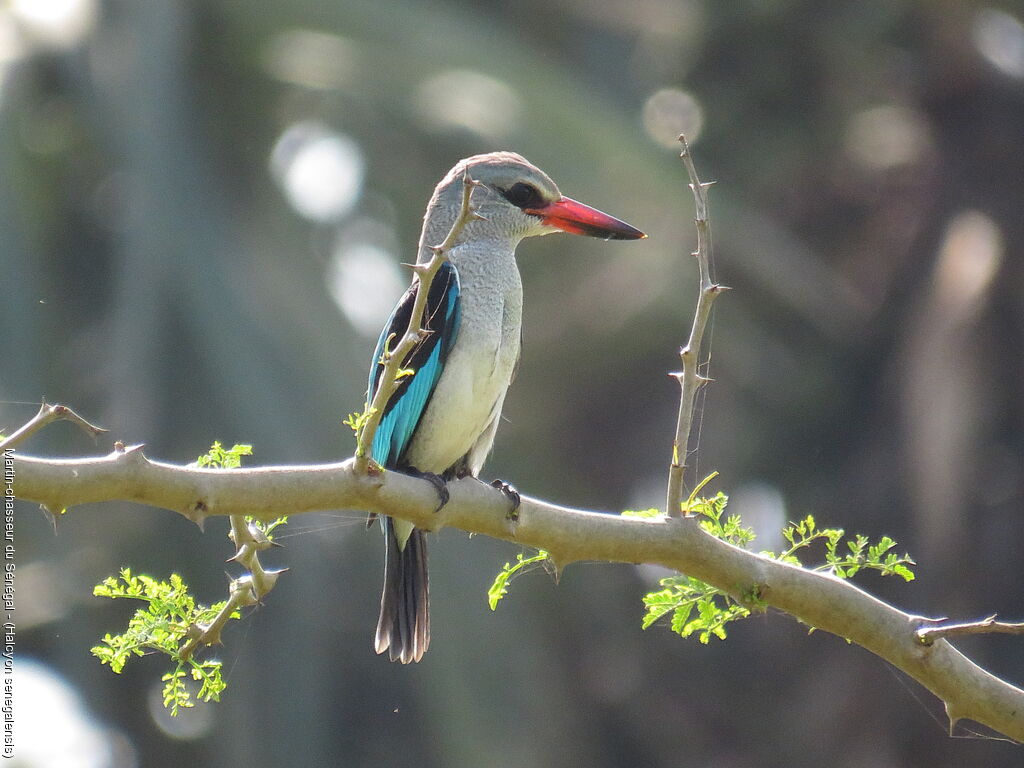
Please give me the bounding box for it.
[3,0,1024,765]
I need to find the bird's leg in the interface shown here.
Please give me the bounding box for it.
[489,479,521,521]
[405,468,450,512]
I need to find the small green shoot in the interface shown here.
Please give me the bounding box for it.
[195,441,252,469]
[621,508,664,519]
[488,550,549,610]
[343,408,375,436]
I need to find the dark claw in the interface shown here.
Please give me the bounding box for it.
[412,469,449,512]
[490,479,521,521]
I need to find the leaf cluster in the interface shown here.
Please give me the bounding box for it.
[194,441,252,469]
[641,491,755,643]
[765,515,915,582]
[640,481,915,643]
[91,569,236,714]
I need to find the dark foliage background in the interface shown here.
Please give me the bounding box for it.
[4,1,1024,765]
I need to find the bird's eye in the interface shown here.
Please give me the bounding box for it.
[501,182,542,210]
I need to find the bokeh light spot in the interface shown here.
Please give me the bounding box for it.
[15,659,128,767]
[262,29,357,90]
[934,210,1003,318]
[844,105,930,170]
[147,679,215,740]
[414,70,522,141]
[327,240,405,337]
[270,122,364,222]
[642,87,703,147]
[974,7,1024,79]
[11,0,95,49]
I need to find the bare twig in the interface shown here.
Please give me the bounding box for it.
[916,615,1024,646]
[0,401,107,451]
[353,170,480,473]
[9,446,1024,741]
[666,136,727,517]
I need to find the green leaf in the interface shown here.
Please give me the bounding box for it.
[621,508,664,519]
[195,442,253,469]
[488,550,549,610]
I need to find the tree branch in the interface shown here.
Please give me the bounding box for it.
[916,615,1024,645]
[9,447,1024,741]
[666,135,727,517]
[0,401,106,451]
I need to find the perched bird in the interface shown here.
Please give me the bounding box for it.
[368,151,645,663]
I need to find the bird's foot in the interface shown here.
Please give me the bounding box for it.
[408,469,450,512]
[490,479,521,521]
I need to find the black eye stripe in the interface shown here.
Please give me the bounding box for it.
[500,182,544,210]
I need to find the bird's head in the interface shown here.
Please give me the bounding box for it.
[421,152,646,256]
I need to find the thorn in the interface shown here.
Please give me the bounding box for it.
[40,504,62,534]
[248,523,273,550]
[547,555,564,584]
[200,623,226,647]
[189,500,209,531]
[256,567,288,595]
[118,444,147,462]
[944,702,962,737]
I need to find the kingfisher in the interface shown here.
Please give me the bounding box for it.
[368,152,645,663]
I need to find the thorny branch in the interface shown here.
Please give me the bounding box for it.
[665,135,727,518]
[0,401,106,451]
[10,444,1024,741]
[353,169,480,473]
[916,615,1024,646]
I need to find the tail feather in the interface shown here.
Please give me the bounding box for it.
[375,518,429,663]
